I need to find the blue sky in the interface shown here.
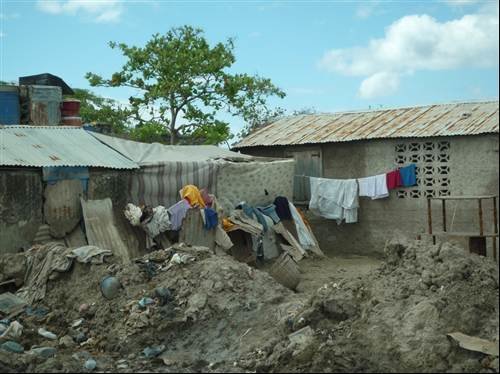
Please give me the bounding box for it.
[1,0,498,136]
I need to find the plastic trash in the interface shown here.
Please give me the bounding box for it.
[29,347,57,358]
[38,327,57,340]
[0,341,24,354]
[154,287,173,306]
[84,358,97,370]
[143,344,166,358]
[0,321,23,339]
[100,276,122,300]
[138,297,155,308]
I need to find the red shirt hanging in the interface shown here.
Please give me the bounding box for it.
[386,169,402,190]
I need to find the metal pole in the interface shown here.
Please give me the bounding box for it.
[493,197,498,262]
[428,198,435,244]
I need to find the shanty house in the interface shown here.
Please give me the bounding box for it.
[233,100,500,258]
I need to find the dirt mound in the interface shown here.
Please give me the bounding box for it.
[243,237,499,373]
[2,243,300,372]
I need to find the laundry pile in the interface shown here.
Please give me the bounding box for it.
[309,164,417,222]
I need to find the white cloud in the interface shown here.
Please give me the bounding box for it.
[359,72,400,99]
[319,2,499,99]
[36,0,124,23]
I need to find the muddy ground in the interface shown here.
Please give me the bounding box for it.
[0,237,498,373]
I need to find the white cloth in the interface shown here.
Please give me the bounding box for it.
[142,206,172,238]
[68,246,112,264]
[289,202,316,250]
[309,177,359,224]
[358,174,389,200]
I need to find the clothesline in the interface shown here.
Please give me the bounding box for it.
[308,164,418,224]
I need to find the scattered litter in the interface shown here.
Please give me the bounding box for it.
[170,253,195,265]
[100,276,122,300]
[0,321,23,341]
[68,245,113,264]
[0,292,27,315]
[29,347,57,359]
[71,318,84,328]
[0,341,24,353]
[447,332,499,356]
[38,327,57,340]
[138,297,155,308]
[84,358,97,370]
[143,345,166,358]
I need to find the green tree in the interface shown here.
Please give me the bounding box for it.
[68,89,130,134]
[238,106,285,139]
[86,25,285,145]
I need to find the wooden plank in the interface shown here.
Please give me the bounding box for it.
[430,195,498,200]
[432,231,499,238]
[81,198,132,263]
[280,244,303,262]
[274,222,306,261]
[442,199,447,232]
[478,199,484,236]
[447,332,499,356]
[427,198,433,235]
[493,197,498,262]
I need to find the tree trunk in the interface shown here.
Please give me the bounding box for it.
[170,110,177,145]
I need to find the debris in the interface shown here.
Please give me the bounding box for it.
[0,341,24,353]
[100,276,122,300]
[170,253,195,265]
[143,345,166,358]
[78,303,90,314]
[25,306,49,318]
[68,245,113,264]
[29,347,57,359]
[154,287,172,306]
[59,335,76,349]
[447,332,499,356]
[288,326,314,346]
[84,358,97,370]
[138,297,155,308]
[71,319,84,328]
[74,332,87,344]
[0,320,23,341]
[0,292,27,315]
[38,328,57,340]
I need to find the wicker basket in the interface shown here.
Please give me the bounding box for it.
[270,252,301,290]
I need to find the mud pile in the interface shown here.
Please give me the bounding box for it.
[243,237,499,373]
[1,243,299,372]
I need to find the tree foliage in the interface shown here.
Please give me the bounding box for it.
[67,89,130,134]
[86,26,285,145]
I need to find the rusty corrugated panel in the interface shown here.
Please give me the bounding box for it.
[0,126,138,169]
[234,101,499,148]
[20,85,62,126]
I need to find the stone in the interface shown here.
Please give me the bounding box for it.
[38,328,57,340]
[74,332,87,344]
[143,345,166,358]
[79,303,90,314]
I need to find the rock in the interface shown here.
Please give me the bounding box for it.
[59,335,76,348]
[100,276,122,300]
[38,328,57,340]
[72,318,84,328]
[0,341,24,353]
[421,270,433,286]
[84,358,97,370]
[79,303,90,314]
[29,347,57,359]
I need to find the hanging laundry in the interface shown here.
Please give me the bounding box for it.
[358,174,389,200]
[203,208,218,230]
[288,201,316,250]
[141,206,172,238]
[256,204,280,224]
[167,199,191,231]
[180,185,206,208]
[400,164,417,187]
[386,169,402,190]
[200,188,214,208]
[309,177,359,224]
[236,202,268,232]
[274,196,293,220]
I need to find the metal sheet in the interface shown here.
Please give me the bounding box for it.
[234,101,499,149]
[0,126,138,169]
[44,179,83,238]
[81,197,132,264]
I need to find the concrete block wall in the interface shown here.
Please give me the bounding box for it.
[238,134,499,257]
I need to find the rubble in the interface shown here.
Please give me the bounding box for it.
[0,237,498,373]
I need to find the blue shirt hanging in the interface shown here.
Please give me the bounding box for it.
[204,208,218,230]
[400,164,417,187]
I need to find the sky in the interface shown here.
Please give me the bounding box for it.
[1,0,498,137]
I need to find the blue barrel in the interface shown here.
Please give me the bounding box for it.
[0,86,20,125]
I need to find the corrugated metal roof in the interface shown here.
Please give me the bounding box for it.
[0,126,138,169]
[234,100,499,149]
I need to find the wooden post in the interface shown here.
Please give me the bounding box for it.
[442,199,447,232]
[478,198,484,236]
[493,196,498,262]
[427,198,435,244]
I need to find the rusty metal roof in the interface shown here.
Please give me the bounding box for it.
[234,101,499,149]
[0,126,138,169]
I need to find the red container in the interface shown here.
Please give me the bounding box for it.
[62,116,82,127]
[61,99,81,117]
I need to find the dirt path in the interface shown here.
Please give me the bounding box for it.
[296,254,382,294]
